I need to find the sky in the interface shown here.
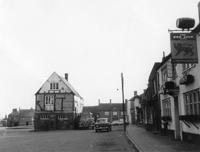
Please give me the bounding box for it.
[0,0,200,117]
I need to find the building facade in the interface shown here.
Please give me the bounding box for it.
[6,108,34,127]
[129,91,142,125]
[83,101,126,122]
[18,108,35,126]
[34,72,84,131]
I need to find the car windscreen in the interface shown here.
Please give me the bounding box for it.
[97,119,107,123]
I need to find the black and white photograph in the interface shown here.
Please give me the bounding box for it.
[1,0,200,151]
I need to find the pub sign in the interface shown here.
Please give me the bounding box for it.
[170,33,198,63]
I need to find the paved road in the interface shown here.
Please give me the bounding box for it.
[0,126,136,152]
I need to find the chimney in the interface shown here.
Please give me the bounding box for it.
[134,91,137,96]
[98,99,101,105]
[109,99,112,104]
[65,73,68,81]
[162,51,165,61]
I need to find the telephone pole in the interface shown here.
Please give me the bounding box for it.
[121,73,126,132]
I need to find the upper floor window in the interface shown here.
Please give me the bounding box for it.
[182,63,195,72]
[161,67,168,84]
[113,112,117,116]
[104,111,109,116]
[45,95,54,111]
[161,61,175,85]
[184,89,200,115]
[162,98,171,117]
[50,82,59,90]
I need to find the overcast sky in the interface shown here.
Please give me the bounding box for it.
[0,0,199,117]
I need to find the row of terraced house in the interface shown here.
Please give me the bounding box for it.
[127,4,200,143]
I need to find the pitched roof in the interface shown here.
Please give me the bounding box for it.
[82,103,124,113]
[148,62,160,81]
[129,95,140,101]
[98,103,123,111]
[157,53,171,69]
[83,106,99,113]
[36,72,82,99]
[58,75,82,99]
[19,109,34,117]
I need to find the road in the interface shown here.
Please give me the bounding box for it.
[0,126,136,152]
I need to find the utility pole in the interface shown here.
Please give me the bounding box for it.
[121,73,126,132]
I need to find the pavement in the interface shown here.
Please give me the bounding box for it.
[126,125,200,152]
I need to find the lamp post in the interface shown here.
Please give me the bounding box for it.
[121,73,126,132]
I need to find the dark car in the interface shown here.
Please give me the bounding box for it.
[95,118,112,132]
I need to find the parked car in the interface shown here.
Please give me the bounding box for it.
[95,118,112,132]
[111,120,123,126]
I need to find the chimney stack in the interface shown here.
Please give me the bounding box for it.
[98,99,101,105]
[109,99,112,104]
[134,91,137,96]
[65,73,68,81]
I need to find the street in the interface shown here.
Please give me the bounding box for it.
[0,126,136,152]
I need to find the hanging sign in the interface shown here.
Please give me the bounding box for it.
[170,33,198,63]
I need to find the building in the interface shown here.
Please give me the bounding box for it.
[147,62,162,132]
[129,91,142,125]
[157,54,178,138]
[129,2,200,143]
[34,72,84,131]
[6,108,34,127]
[18,108,34,126]
[175,23,200,142]
[82,101,126,122]
[7,108,20,127]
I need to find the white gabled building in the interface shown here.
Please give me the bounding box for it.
[157,54,179,139]
[175,25,200,142]
[158,24,200,142]
[34,72,84,131]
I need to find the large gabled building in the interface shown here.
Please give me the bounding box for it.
[34,72,84,131]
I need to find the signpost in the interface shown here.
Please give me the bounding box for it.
[170,32,198,63]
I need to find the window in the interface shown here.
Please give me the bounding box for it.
[184,89,200,115]
[113,112,117,116]
[162,98,171,116]
[50,82,59,90]
[121,112,124,116]
[40,114,49,120]
[56,83,58,89]
[58,115,67,120]
[104,111,109,116]
[182,63,195,72]
[161,67,168,84]
[45,95,54,111]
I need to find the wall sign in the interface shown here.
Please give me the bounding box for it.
[170,33,198,63]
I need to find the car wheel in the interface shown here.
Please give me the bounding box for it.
[95,129,98,132]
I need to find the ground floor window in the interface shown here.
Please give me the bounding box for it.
[58,115,68,120]
[184,88,200,115]
[162,98,171,116]
[40,114,49,120]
